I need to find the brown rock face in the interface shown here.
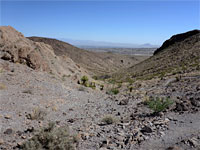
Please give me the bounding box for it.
[0,26,50,71]
[0,26,87,79]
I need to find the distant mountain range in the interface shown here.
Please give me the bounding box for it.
[59,38,159,48]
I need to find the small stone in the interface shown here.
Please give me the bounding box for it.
[140,126,152,134]
[118,99,129,105]
[166,146,184,150]
[0,139,4,145]
[4,128,13,135]
[188,138,199,147]
[17,142,23,148]
[191,99,200,107]
[21,135,26,139]
[4,115,11,119]
[68,118,74,123]
[99,148,109,150]
[16,131,23,136]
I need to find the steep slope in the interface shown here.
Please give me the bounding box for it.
[0,26,87,80]
[113,29,200,81]
[28,37,147,75]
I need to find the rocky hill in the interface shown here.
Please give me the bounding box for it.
[28,37,147,75]
[0,26,88,81]
[113,29,200,81]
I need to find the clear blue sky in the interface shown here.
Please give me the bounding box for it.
[1,0,199,45]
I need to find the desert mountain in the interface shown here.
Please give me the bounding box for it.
[0,26,87,79]
[28,37,147,75]
[113,29,200,81]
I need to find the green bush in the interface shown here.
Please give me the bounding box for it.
[19,122,78,150]
[81,76,88,85]
[111,88,119,95]
[107,88,119,95]
[145,97,173,113]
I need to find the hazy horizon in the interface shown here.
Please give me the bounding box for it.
[1,1,199,46]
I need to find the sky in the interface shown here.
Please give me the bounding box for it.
[0,0,199,45]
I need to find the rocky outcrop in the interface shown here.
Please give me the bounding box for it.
[0,26,50,71]
[0,26,87,79]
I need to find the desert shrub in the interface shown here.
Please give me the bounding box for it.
[89,82,96,89]
[81,76,88,85]
[106,88,119,95]
[19,122,78,150]
[26,108,47,120]
[92,76,98,80]
[145,97,173,113]
[107,79,116,84]
[102,115,115,125]
[111,88,119,95]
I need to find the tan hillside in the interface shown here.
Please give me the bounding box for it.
[113,29,200,81]
[28,37,147,75]
[0,26,87,79]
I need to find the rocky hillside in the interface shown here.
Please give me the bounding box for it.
[113,29,200,81]
[28,37,147,75]
[0,26,88,80]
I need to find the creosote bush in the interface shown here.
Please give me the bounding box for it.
[145,97,173,113]
[19,122,78,150]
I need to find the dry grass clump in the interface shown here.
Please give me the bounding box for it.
[102,115,116,125]
[26,108,47,120]
[19,122,78,150]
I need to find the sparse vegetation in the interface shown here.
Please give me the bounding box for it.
[145,97,174,113]
[102,115,115,125]
[81,75,88,85]
[106,88,119,95]
[79,76,97,90]
[89,82,96,89]
[19,122,78,150]
[26,108,47,120]
[92,75,98,80]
